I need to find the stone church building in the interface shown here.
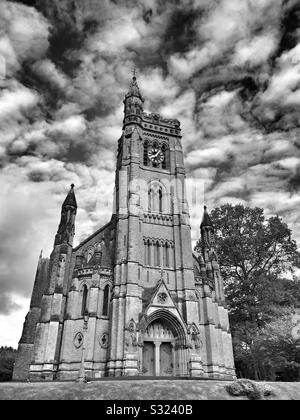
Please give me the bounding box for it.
[13,76,235,381]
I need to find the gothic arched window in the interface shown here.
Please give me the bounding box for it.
[143,142,149,166]
[161,144,169,169]
[155,241,160,267]
[148,183,167,214]
[81,284,88,316]
[158,188,163,213]
[148,239,151,265]
[165,243,170,267]
[145,239,151,266]
[144,240,148,265]
[148,188,153,212]
[102,285,110,317]
[87,247,93,263]
[163,243,166,267]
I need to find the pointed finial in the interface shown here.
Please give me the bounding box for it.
[201,205,214,228]
[132,66,137,80]
[124,66,144,102]
[37,250,43,267]
[62,183,77,208]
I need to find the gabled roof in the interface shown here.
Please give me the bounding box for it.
[141,277,186,328]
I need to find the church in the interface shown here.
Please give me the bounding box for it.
[13,75,235,381]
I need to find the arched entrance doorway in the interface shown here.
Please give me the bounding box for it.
[142,320,174,376]
[139,310,188,377]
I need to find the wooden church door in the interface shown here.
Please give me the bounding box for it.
[142,342,155,376]
[160,343,173,376]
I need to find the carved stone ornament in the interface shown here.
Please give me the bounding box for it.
[125,126,133,138]
[74,332,84,349]
[100,333,109,349]
[112,287,120,298]
[187,324,203,351]
[125,320,138,352]
[91,277,99,287]
[157,292,168,304]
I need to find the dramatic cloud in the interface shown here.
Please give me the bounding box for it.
[0,0,50,75]
[0,0,299,346]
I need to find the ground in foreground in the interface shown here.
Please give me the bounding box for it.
[0,379,299,400]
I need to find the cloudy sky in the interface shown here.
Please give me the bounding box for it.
[0,0,300,347]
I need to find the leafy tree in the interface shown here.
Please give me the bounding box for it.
[252,308,300,381]
[0,347,17,382]
[210,204,300,380]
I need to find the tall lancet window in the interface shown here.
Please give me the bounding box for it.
[81,284,88,316]
[163,242,170,267]
[148,188,152,212]
[166,243,170,267]
[143,141,149,166]
[102,285,110,316]
[148,240,152,265]
[158,188,163,213]
[144,240,148,265]
[155,241,160,267]
[162,144,169,170]
[145,239,152,266]
[148,184,166,213]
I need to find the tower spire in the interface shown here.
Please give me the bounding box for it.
[125,71,143,101]
[123,69,144,127]
[132,66,137,79]
[200,206,214,229]
[54,184,77,247]
[63,183,77,208]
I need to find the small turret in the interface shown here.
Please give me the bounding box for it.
[75,249,84,268]
[123,71,144,126]
[125,74,143,100]
[94,242,103,265]
[200,206,215,248]
[200,206,214,228]
[198,205,225,302]
[54,184,77,247]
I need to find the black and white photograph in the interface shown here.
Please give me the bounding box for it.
[0,0,300,404]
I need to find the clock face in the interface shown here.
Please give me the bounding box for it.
[148,147,164,164]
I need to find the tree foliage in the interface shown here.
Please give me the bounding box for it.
[0,347,17,382]
[211,204,300,380]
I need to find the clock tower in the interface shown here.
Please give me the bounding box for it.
[106,75,235,378]
[14,75,235,381]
